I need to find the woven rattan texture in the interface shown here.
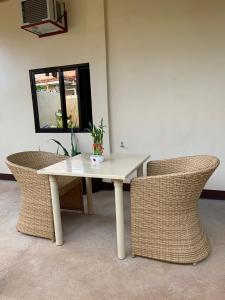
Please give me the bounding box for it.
[6,151,83,241]
[131,155,219,264]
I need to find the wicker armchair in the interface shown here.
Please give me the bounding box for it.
[131,155,219,264]
[6,151,84,241]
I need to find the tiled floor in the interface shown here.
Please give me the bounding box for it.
[0,181,225,300]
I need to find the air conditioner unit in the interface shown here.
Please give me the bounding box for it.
[20,0,67,38]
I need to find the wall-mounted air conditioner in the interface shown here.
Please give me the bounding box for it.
[20,0,67,38]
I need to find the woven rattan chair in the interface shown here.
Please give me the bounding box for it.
[6,151,84,241]
[131,155,219,264]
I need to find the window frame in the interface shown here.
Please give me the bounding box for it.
[29,63,93,133]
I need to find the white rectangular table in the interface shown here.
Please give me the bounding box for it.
[38,153,150,259]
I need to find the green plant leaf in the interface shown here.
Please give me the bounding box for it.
[50,139,69,156]
[71,132,78,157]
[88,121,93,133]
[88,118,106,153]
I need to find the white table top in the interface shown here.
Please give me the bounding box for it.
[37,153,150,180]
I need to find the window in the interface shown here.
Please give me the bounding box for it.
[30,63,93,133]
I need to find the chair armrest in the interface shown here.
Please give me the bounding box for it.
[147,158,188,176]
[131,171,211,209]
[147,155,219,176]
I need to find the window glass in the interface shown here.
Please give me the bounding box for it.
[30,64,92,132]
[35,72,62,129]
[63,70,79,129]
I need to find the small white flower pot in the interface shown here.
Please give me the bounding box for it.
[90,155,105,165]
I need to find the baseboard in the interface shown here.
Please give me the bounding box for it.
[82,178,103,194]
[102,182,130,191]
[101,182,114,190]
[200,189,225,200]
[0,173,15,181]
[1,173,225,200]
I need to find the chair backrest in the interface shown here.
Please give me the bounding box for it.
[6,151,66,184]
[147,155,220,177]
[6,151,66,171]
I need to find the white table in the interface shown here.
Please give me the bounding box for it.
[38,153,150,259]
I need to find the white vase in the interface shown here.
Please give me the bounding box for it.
[90,154,105,165]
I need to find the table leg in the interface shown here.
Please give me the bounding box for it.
[85,177,93,214]
[113,179,125,260]
[137,163,144,177]
[49,175,63,246]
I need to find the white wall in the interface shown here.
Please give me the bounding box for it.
[1,0,225,190]
[0,0,110,173]
[106,0,225,190]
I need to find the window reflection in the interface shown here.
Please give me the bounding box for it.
[35,72,62,129]
[64,70,79,129]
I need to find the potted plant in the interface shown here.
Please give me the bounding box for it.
[50,129,79,157]
[89,118,106,164]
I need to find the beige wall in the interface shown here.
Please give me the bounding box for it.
[0,0,110,173]
[1,0,225,189]
[106,0,225,189]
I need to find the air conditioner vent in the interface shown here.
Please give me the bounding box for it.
[56,1,62,23]
[22,0,48,24]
